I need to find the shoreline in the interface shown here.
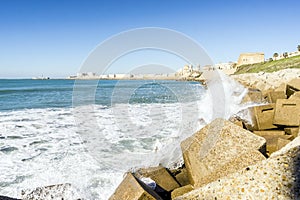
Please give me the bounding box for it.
[109,68,300,200]
[2,68,300,199]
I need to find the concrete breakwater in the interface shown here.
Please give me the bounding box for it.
[2,69,300,199]
[109,70,300,200]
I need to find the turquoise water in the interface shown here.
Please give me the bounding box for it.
[0,77,245,200]
[0,79,206,199]
[0,77,248,199]
[0,79,202,111]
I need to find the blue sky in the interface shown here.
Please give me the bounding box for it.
[0,0,299,78]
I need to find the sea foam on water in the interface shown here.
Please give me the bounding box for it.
[0,74,254,199]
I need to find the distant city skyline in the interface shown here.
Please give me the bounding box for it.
[0,0,299,78]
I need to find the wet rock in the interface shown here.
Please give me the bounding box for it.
[175,137,300,200]
[180,118,266,187]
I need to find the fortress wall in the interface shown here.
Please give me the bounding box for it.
[237,53,265,66]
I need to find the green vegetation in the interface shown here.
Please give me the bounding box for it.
[298,45,300,52]
[235,54,300,74]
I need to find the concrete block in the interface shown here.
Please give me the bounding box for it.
[265,91,287,103]
[228,116,244,128]
[262,89,274,97]
[274,83,286,92]
[286,79,300,97]
[181,119,266,188]
[273,99,300,126]
[293,91,300,97]
[265,136,277,155]
[288,79,300,90]
[262,89,273,102]
[288,95,300,100]
[284,127,299,139]
[171,185,194,199]
[200,150,266,184]
[175,168,190,187]
[241,88,262,104]
[253,104,277,130]
[109,173,162,200]
[261,135,293,155]
[277,138,290,150]
[254,81,269,92]
[233,108,258,131]
[174,139,300,200]
[253,130,285,136]
[288,91,300,100]
[135,166,180,192]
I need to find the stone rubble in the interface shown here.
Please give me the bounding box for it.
[232,69,300,91]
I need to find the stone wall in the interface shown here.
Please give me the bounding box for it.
[237,52,265,66]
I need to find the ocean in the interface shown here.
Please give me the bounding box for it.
[0,77,248,199]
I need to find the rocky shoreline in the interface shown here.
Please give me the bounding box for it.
[2,69,300,199]
[109,69,300,200]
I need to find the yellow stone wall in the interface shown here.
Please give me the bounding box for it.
[237,53,265,66]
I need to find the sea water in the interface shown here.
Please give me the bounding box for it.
[0,75,249,199]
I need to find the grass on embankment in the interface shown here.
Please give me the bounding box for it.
[234,55,300,74]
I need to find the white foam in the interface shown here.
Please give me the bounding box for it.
[0,74,251,199]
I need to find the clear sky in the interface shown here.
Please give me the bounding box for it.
[0,0,299,78]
